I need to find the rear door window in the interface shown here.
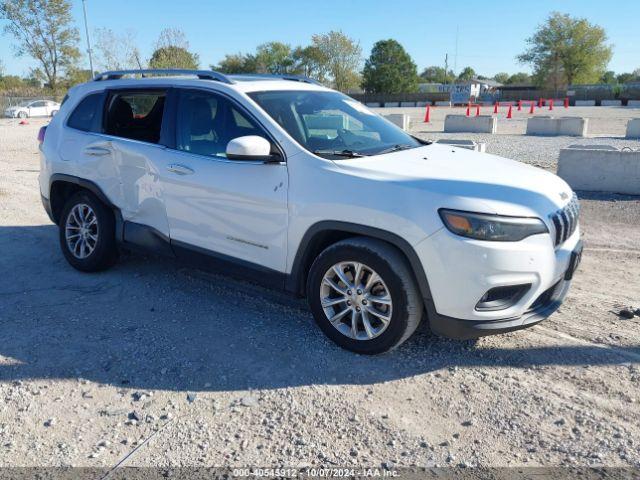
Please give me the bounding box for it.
[67,93,103,132]
[104,90,166,144]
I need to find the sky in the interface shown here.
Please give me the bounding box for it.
[1,0,639,78]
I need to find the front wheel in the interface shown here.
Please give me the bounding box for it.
[307,237,423,354]
[17,111,28,119]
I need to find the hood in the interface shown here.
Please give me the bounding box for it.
[333,143,572,218]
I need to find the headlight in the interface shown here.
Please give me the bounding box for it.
[439,209,548,241]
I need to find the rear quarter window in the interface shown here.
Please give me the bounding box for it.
[67,93,103,132]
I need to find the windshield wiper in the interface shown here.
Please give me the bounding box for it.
[376,144,416,155]
[312,149,367,158]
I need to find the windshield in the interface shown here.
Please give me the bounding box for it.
[248,90,422,158]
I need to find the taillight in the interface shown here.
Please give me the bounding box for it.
[37,126,47,144]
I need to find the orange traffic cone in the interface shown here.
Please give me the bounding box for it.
[517,100,522,111]
[564,97,569,108]
[466,104,470,117]
[506,104,513,119]
[423,105,431,123]
[529,101,535,114]
[19,119,29,125]
[493,102,499,114]
[475,105,480,116]
[549,99,554,111]
[538,98,543,108]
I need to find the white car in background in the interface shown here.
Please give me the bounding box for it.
[4,99,60,118]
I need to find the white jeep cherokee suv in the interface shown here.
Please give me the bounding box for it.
[38,69,582,354]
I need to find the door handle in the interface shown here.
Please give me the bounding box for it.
[166,164,195,175]
[83,146,111,157]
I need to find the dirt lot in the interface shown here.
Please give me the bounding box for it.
[1,110,640,470]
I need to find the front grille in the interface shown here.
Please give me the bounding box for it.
[550,194,580,246]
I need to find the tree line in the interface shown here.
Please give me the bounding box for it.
[1,1,639,96]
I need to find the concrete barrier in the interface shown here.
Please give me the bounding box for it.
[400,101,415,107]
[444,115,497,134]
[626,119,640,139]
[601,99,622,106]
[435,101,451,107]
[627,100,640,108]
[575,100,596,106]
[365,102,381,108]
[435,139,486,153]
[416,101,431,107]
[383,113,410,131]
[558,145,640,195]
[525,116,588,136]
[384,102,399,108]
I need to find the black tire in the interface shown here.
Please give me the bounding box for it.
[18,111,28,119]
[59,190,118,272]
[307,237,423,354]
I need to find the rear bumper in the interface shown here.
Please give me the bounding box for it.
[41,194,54,223]
[428,276,571,339]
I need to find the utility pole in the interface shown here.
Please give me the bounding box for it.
[454,25,459,75]
[444,53,449,84]
[81,0,94,77]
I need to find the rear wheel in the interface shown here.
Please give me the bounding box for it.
[307,237,423,354]
[59,191,118,272]
[17,111,28,119]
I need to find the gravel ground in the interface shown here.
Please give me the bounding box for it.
[1,114,639,470]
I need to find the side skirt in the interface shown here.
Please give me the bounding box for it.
[121,221,287,291]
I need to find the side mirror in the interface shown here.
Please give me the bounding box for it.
[226,136,279,162]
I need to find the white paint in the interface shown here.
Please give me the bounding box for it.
[558,146,640,195]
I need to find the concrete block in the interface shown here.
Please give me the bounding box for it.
[434,101,451,107]
[383,113,410,131]
[626,100,640,108]
[400,101,415,107]
[626,119,640,138]
[575,100,596,106]
[384,102,399,108]
[558,146,640,195]
[435,139,486,153]
[444,115,497,134]
[525,116,588,137]
[416,101,431,107]
[365,102,381,108]
[601,99,622,106]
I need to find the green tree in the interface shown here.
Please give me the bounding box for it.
[457,66,476,82]
[61,66,92,88]
[254,41,294,74]
[518,12,612,90]
[292,45,328,82]
[213,53,257,74]
[419,65,454,83]
[616,72,634,84]
[493,72,510,84]
[94,28,142,71]
[362,39,417,94]
[312,30,361,91]
[600,70,616,84]
[0,0,80,92]
[507,72,532,84]
[149,28,199,69]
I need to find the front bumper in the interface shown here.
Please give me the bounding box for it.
[428,276,571,339]
[415,225,582,339]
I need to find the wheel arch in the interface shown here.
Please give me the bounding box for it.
[286,221,434,304]
[49,174,123,238]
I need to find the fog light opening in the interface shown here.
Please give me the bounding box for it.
[475,284,531,311]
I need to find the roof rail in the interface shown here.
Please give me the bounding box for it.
[228,73,322,86]
[93,69,234,84]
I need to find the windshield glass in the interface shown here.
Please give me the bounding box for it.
[248,90,421,158]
